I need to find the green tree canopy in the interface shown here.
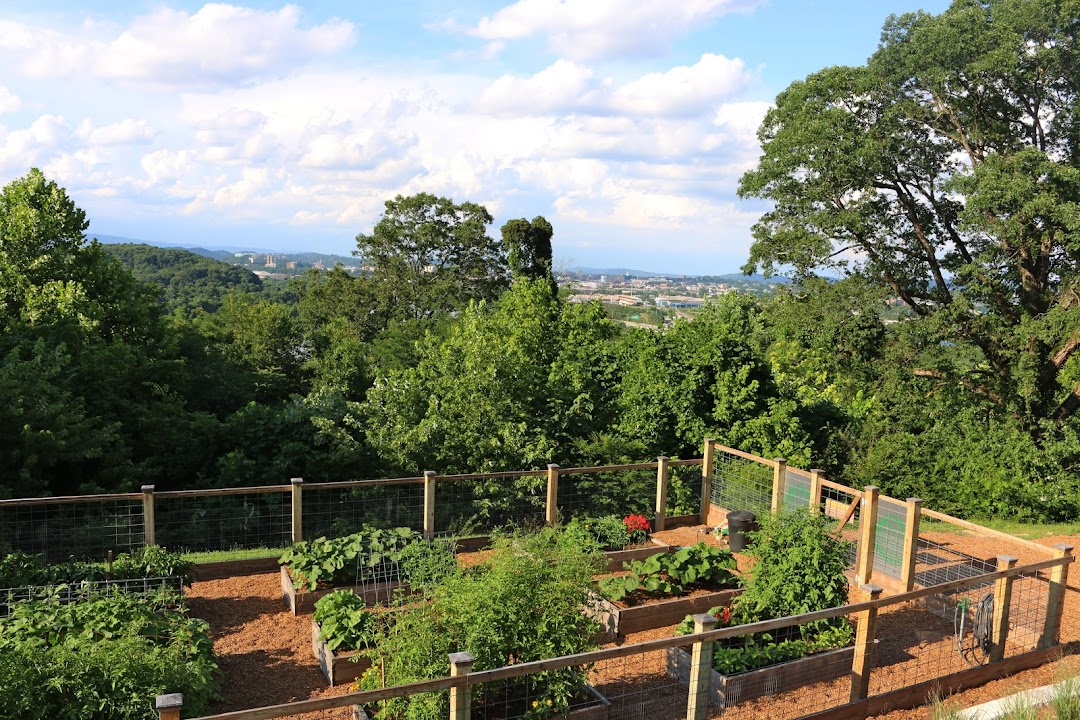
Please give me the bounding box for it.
[355,194,509,322]
[500,215,556,292]
[738,0,1080,429]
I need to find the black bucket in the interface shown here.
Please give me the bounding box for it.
[726,510,757,552]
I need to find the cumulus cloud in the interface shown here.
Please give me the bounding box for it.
[0,86,20,114]
[475,60,601,115]
[76,119,157,145]
[465,0,759,61]
[612,54,750,115]
[0,5,354,88]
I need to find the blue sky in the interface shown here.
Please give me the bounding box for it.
[0,0,950,274]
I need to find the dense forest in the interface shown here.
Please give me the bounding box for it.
[1,0,1077,522]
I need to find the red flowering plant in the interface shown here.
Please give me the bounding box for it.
[674,605,731,636]
[622,514,651,545]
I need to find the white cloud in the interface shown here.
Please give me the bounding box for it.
[475,60,600,114]
[0,114,69,172]
[0,86,20,114]
[0,5,354,88]
[76,118,157,145]
[466,0,759,61]
[613,54,750,115]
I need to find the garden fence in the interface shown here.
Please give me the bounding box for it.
[154,546,1074,720]
[0,575,184,616]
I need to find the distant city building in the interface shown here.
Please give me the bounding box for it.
[266,255,276,268]
[655,295,705,308]
[285,261,297,269]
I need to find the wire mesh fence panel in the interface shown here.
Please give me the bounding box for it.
[697,614,859,720]
[0,497,145,564]
[304,481,425,540]
[0,576,185,616]
[873,498,907,580]
[155,490,291,553]
[557,468,656,523]
[782,468,812,511]
[1005,569,1051,656]
[709,450,773,518]
[914,537,996,589]
[470,665,613,720]
[342,690,449,720]
[435,475,547,537]
[667,462,703,518]
[819,483,861,570]
[590,647,689,720]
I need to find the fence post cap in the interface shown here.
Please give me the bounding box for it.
[156,693,183,710]
[859,583,884,597]
[691,612,719,631]
[291,477,303,485]
[774,458,786,464]
[141,485,155,493]
[907,497,922,504]
[810,468,825,474]
[1052,543,1074,554]
[997,555,1018,565]
[448,651,475,666]
[547,463,560,470]
[424,470,437,478]
[657,455,669,462]
[863,485,880,492]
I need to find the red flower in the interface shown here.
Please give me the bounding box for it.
[622,514,651,533]
[713,607,731,625]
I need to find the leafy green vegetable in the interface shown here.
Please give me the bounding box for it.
[279,526,423,592]
[598,543,738,602]
[313,590,380,652]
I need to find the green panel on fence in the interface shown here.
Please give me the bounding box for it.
[784,485,811,508]
[874,514,905,565]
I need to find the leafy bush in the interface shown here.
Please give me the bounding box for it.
[563,515,630,551]
[398,538,458,593]
[733,510,851,627]
[360,528,606,720]
[598,543,738,602]
[313,590,380,652]
[0,546,193,589]
[279,526,423,592]
[0,590,219,719]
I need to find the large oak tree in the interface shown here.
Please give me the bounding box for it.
[739,0,1080,429]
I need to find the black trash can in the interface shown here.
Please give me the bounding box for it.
[726,510,757,551]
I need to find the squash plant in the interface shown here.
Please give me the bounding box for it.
[598,543,738,602]
[313,590,381,652]
[280,526,422,592]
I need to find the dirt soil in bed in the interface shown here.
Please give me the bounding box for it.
[186,527,1080,720]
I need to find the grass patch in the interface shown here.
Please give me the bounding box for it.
[930,690,962,720]
[181,547,283,564]
[1052,662,1080,720]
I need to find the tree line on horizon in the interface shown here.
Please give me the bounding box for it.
[0,0,1077,523]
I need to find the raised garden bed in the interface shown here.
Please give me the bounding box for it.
[280,566,412,615]
[586,587,743,636]
[664,640,878,708]
[311,620,372,686]
[602,537,670,573]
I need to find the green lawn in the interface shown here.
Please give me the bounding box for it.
[181,547,283,564]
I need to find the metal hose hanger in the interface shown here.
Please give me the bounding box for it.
[954,593,995,667]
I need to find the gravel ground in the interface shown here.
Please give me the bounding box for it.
[183,527,1079,720]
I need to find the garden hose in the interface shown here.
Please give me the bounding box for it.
[954,593,995,667]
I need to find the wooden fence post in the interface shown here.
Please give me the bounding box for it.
[700,438,715,524]
[856,486,880,585]
[655,456,670,531]
[424,471,437,539]
[156,693,183,720]
[449,651,475,720]
[809,470,824,514]
[849,584,883,702]
[771,459,786,514]
[900,498,922,592]
[291,478,303,544]
[546,464,560,526]
[142,485,156,547]
[989,555,1018,663]
[686,612,719,720]
[1041,544,1075,648]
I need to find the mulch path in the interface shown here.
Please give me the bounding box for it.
[184,527,1080,720]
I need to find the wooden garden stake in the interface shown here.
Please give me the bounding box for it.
[771,458,786,514]
[1041,544,1074,648]
[856,486,880,585]
[655,456,670,531]
[424,471,437,539]
[291,478,304,544]
[546,464,560,526]
[990,555,1018,662]
[699,438,714,523]
[155,693,183,720]
[900,498,922,592]
[809,469,824,514]
[686,612,718,720]
[449,652,475,720]
[142,485,156,546]
[849,583,883,702]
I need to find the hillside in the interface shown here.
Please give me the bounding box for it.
[104,243,263,315]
